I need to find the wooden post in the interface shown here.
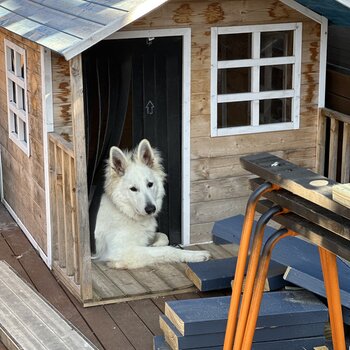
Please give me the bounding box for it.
[316,108,326,175]
[341,123,350,183]
[328,118,339,180]
[69,55,93,301]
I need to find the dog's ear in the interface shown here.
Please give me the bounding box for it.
[109,146,128,176]
[137,139,155,168]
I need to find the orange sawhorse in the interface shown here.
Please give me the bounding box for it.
[223,183,347,350]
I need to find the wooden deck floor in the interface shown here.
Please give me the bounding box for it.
[0,203,230,349]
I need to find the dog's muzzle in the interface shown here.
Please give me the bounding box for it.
[145,204,156,215]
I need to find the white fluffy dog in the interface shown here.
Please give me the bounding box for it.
[94,139,210,269]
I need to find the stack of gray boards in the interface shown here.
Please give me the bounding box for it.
[154,290,328,350]
[212,214,350,326]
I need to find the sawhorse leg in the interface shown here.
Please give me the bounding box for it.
[233,206,287,350]
[223,182,279,350]
[319,247,346,350]
[240,229,297,350]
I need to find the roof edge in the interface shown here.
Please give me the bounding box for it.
[61,0,168,60]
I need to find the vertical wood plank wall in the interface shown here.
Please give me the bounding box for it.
[0,29,47,253]
[125,0,322,242]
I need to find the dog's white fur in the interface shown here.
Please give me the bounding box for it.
[94,139,210,269]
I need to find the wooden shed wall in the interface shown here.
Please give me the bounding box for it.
[0,29,47,253]
[124,0,322,242]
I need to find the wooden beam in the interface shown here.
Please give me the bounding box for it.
[70,54,92,301]
[240,152,350,220]
[250,178,350,239]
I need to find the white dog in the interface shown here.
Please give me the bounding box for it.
[94,139,210,269]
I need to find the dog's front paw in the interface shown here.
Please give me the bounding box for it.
[152,232,169,247]
[107,261,127,269]
[189,250,211,262]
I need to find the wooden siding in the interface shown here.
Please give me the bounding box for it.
[52,52,73,141]
[125,0,321,242]
[0,29,47,253]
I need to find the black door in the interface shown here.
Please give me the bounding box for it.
[83,37,183,245]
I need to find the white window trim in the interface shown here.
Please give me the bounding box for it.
[211,22,302,137]
[4,39,30,155]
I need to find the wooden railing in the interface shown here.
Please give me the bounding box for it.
[317,107,350,183]
[48,132,92,301]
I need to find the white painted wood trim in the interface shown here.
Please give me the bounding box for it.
[293,22,302,129]
[1,199,49,266]
[41,46,54,268]
[218,56,295,69]
[217,121,297,136]
[318,17,328,108]
[218,22,300,34]
[279,0,323,23]
[218,90,295,103]
[105,27,192,245]
[210,27,218,137]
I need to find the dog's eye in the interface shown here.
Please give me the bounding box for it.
[147,182,153,188]
[130,186,138,192]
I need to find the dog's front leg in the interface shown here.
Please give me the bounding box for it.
[107,246,210,269]
[151,232,169,247]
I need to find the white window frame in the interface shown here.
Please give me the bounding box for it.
[4,39,30,155]
[211,22,302,137]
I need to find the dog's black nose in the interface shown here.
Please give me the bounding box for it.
[145,204,156,215]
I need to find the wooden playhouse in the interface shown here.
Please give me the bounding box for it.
[0,0,348,306]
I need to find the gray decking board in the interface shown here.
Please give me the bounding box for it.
[0,260,97,350]
[164,290,328,336]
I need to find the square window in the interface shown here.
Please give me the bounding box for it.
[211,23,301,136]
[4,39,29,155]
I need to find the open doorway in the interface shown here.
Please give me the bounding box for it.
[83,35,183,248]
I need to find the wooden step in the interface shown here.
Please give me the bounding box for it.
[164,290,328,336]
[0,261,97,350]
[185,257,287,292]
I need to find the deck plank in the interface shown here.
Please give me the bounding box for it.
[1,228,103,348]
[106,302,155,350]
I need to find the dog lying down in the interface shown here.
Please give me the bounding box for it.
[94,139,210,269]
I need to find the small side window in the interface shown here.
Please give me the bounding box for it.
[4,39,30,155]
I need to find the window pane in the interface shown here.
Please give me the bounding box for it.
[16,52,25,78]
[12,112,18,135]
[18,87,25,111]
[218,68,251,94]
[259,98,292,124]
[11,81,16,104]
[260,31,293,58]
[7,48,15,72]
[23,121,27,143]
[260,65,292,91]
[218,33,252,60]
[218,101,251,128]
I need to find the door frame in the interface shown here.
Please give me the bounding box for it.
[106,28,191,245]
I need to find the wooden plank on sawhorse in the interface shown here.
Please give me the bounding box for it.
[250,178,350,240]
[0,260,97,350]
[256,200,350,262]
[240,152,350,220]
